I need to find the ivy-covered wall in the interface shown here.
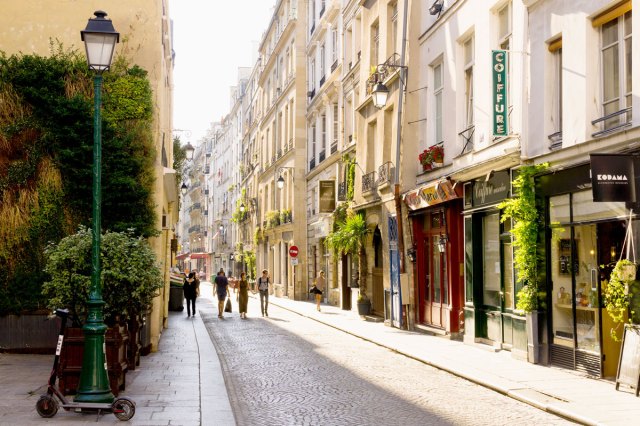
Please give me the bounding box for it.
[0,48,157,315]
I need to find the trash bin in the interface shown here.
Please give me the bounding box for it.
[169,286,184,311]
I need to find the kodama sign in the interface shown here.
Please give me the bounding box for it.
[590,154,635,202]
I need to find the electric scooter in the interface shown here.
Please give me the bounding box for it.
[35,308,136,421]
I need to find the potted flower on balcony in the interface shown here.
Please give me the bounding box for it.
[430,144,444,167]
[418,149,433,172]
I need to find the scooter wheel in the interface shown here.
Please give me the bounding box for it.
[36,395,58,418]
[112,397,135,421]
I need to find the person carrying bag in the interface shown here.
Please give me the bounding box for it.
[224,296,232,313]
[257,269,270,317]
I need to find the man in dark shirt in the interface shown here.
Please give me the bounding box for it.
[214,269,229,319]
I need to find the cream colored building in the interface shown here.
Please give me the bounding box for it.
[255,0,309,300]
[305,0,343,305]
[0,1,175,351]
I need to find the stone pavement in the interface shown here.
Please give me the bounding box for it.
[0,281,234,426]
[267,296,640,426]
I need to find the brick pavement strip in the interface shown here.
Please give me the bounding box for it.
[203,296,573,426]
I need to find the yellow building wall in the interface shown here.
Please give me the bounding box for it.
[0,0,175,352]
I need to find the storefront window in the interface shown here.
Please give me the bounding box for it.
[432,236,441,303]
[483,213,501,307]
[572,190,627,222]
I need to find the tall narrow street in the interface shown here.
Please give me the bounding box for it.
[201,292,572,426]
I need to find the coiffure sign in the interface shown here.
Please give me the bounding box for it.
[492,50,508,137]
[590,154,635,202]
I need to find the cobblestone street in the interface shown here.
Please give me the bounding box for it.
[202,296,574,426]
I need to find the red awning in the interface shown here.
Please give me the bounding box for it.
[190,253,209,259]
[403,179,461,211]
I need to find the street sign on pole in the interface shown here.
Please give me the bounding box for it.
[289,245,299,257]
[290,258,299,266]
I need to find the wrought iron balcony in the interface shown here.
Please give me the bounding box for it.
[330,142,338,154]
[377,161,393,186]
[319,75,325,87]
[592,107,632,138]
[309,158,316,171]
[319,150,326,163]
[362,171,377,193]
[548,131,563,151]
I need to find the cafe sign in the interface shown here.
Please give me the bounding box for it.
[492,50,508,137]
[403,180,461,211]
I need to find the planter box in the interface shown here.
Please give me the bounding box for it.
[58,325,129,396]
[0,313,59,353]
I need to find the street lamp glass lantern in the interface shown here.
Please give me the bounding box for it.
[437,235,448,253]
[372,82,389,109]
[277,175,285,189]
[239,203,246,213]
[184,142,195,160]
[81,11,119,72]
[181,183,188,195]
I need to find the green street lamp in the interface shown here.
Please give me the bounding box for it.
[75,10,119,404]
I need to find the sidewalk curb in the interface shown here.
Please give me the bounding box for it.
[269,298,597,426]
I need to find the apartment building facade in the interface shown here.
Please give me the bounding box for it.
[255,0,309,300]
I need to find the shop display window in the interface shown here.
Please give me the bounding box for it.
[550,222,600,353]
[482,213,501,307]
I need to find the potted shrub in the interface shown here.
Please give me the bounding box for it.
[325,210,371,315]
[42,227,164,393]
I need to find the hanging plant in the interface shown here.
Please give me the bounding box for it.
[497,163,549,313]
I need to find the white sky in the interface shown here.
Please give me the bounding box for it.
[170,0,276,144]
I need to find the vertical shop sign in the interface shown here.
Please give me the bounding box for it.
[318,180,336,213]
[492,50,508,137]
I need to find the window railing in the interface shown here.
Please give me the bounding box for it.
[319,5,325,17]
[458,124,475,155]
[319,75,326,87]
[309,158,316,171]
[310,23,316,35]
[319,150,326,162]
[330,141,338,154]
[591,107,632,138]
[338,181,346,201]
[277,148,283,159]
[288,139,294,151]
[548,131,563,151]
[377,161,394,186]
[331,60,338,73]
[307,88,316,99]
[362,171,377,193]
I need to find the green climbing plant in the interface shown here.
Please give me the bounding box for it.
[497,163,549,313]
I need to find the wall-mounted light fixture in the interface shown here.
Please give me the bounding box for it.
[184,142,195,160]
[429,0,444,16]
[276,166,296,190]
[181,183,188,195]
[437,234,448,254]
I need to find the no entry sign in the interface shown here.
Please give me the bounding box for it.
[289,245,299,257]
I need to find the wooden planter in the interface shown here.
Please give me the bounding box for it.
[57,325,129,396]
[127,315,142,370]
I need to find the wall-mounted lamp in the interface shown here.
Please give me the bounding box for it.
[239,203,246,213]
[184,142,195,161]
[181,183,188,195]
[371,61,408,109]
[485,170,495,182]
[437,234,448,254]
[429,0,444,16]
[276,167,295,190]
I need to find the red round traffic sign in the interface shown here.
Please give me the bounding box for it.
[289,245,299,257]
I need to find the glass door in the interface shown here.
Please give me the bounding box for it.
[482,213,502,343]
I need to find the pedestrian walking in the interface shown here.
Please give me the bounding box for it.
[214,269,230,319]
[316,270,326,300]
[309,279,323,312]
[183,271,199,317]
[257,269,270,317]
[237,272,249,319]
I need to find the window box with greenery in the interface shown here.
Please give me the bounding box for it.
[280,208,292,224]
[42,227,164,393]
[418,144,444,171]
[265,210,281,229]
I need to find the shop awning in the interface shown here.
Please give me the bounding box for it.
[175,252,190,260]
[190,253,209,259]
[403,179,461,211]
